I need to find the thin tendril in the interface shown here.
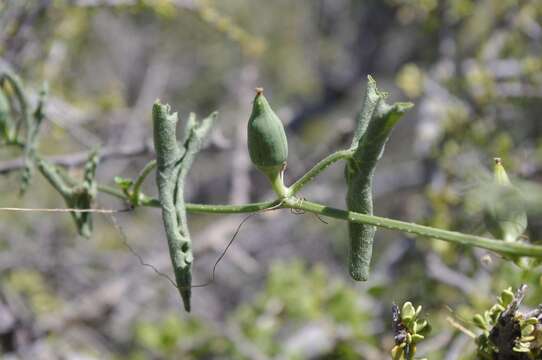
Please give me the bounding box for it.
[190,212,258,288]
[105,200,285,291]
[289,197,328,224]
[313,213,329,224]
[106,212,178,288]
[190,200,285,288]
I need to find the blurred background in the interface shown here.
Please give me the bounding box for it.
[1,0,542,359]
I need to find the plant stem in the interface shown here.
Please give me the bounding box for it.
[267,170,289,198]
[131,159,156,205]
[286,198,542,258]
[97,182,542,257]
[186,200,279,213]
[289,149,354,195]
[1,71,30,138]
[98,183,278,213]
[97,183,160,207]
[97,184,127,200]
[99,179,542,258]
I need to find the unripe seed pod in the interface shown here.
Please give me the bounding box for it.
[484,158,527,242]
[346,87,413,281]
[247,88,288,182]
[494,158,510,185]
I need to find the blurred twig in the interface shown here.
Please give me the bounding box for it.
[0,142,153,174]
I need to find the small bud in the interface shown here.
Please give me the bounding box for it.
[411,333,425,342]
[473,314,487,330]
[493,158,510,185]
[484,158,527,242]
[513,343,531,353]
[521,324,535,337]
[401,302,416,322]
[414,320,428,333]
[391,345,401,359]
[500,287,515,307]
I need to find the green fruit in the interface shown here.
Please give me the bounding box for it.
[247,88,288,181]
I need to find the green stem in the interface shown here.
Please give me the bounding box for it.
[131,159,156,205]
[1,71,30,139]
[286,199,542,258]
[267,170,289,198]
[289,149,354,195]
[97,184,277,213]
[186,200,279,213]
[98,181,542,257]
[97,184,126,199]
[35,158,72,197]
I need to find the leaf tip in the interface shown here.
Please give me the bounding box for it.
[395,102,414,112]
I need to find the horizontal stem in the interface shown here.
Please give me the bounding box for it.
[97,184,277,214]
[288,199,542,258]
[289,149,353,195]
[186,200,278,214]
[98,183,542,258]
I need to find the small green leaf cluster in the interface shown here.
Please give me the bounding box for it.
[473,288,516,356]
[114,176,134,194]
[114,160,157,207]
[473,286,542,358]
[391,302,431,360]
[513,318,541,354]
